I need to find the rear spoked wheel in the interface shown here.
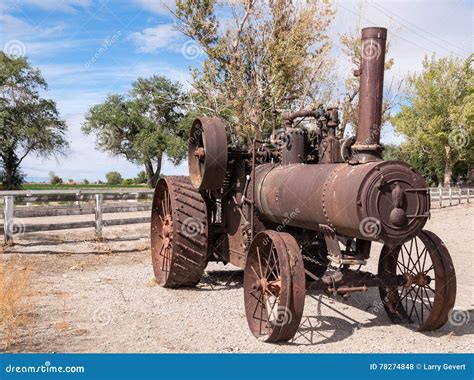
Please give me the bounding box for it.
[378,230,456,331]
[151,176,209,288]
[244,231,305,342]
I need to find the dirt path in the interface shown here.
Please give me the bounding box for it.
[3,204,473,353]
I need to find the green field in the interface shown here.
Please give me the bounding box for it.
[22,183,150,190]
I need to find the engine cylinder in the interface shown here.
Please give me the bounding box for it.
[254,161,429,245]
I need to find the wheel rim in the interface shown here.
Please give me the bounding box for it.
[151,177,209,288]
[188,117,228,191]
[378,230,456,331]
[244,231,305,342]
[152,180,174,284]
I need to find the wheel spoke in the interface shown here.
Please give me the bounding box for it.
[256,247,264,278]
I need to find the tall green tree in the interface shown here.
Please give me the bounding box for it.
[392,54,473,186]
[82,75,188,188]
[174,0,335,143]
[0,53,68,190]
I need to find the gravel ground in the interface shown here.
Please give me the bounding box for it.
[2,204,473,353]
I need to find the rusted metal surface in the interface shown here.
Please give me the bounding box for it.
[378,230,457,331]
[352,27,387,162]
[150,26,457,343]
[150,176,208,287]
[254,160,429,245]
[188,117,228,191]
[243,231,305,342]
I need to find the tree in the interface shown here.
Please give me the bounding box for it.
[82,75,188,187]
[392,54,473,187]
[0,53,68,190]
[83,179,89,185]
[105,171,122,185]
[382,144,402,161]
[134,170,147,184]
[173,0,335,143]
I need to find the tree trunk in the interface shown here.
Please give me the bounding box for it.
[144,156,162,188]
[443,145,453,187]
[1,148,23,190]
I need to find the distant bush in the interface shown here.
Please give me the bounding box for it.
[105,171,122,185]
[122,178,134,185]
[134,171,147,184]
[50,176,63,185]
[83,179,89,185]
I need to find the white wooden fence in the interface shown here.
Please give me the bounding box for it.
[0,187,472,245]
[0,189,154,244]
[429,187,472,208]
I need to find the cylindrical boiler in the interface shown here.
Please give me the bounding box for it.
[254,161,429,245]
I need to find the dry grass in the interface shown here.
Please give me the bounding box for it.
[0,249,36,350]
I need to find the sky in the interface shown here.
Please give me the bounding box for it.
[0,0,472,182]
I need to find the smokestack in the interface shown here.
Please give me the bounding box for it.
[352,27,387,162]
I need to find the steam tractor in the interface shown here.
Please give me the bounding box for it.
[150,27,456,342]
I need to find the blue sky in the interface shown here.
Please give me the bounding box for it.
[0,0,472,182]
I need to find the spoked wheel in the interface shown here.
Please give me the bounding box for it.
[244,231,305,342]
[188,117,227,191]
[151,176,209,288]
[378,230,456,331]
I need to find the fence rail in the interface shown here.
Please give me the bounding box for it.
[429,187,472,208]
[0,189,154,245]
[0,187,472,245]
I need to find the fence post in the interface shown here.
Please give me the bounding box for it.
[95,194,103,239]
[449,187,452,206]
[76,190,82,207]
[438,187,443,208]
[458,187,462,205]
[3,196,14,245]
[468,188,470,204]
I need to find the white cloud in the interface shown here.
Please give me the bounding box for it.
[134,0,175,15]
[129,23,182,53]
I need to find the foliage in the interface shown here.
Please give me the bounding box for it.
[23,183,146,190]
[382,144,402,161]
[392,54,473,186]
[174,0,335,144]
[49,171,63,185]
[105,171,123,185]
[83,179,89,185]
[122,178,134,185]
[82,75,188,187]
[134,170,147,184]
[0,53,68,190]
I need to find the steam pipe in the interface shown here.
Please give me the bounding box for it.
[352,27,387,162]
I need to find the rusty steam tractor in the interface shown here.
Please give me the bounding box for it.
[150,28,456,342]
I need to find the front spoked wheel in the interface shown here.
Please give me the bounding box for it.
[378,230,456,331]
[243,231,305,342]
